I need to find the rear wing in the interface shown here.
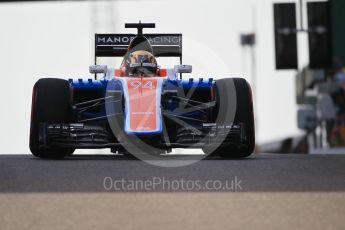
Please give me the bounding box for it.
[95,33,182,64]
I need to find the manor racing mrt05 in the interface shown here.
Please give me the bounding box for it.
[29,22,255,159]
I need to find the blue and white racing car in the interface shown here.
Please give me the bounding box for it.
[30,22,255,159]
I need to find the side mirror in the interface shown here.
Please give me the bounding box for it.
[89,65,108,74]
[174,65,192,74]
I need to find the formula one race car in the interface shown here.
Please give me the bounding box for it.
[30,22,255,159]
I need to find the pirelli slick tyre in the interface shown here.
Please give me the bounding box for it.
[29,78,75,159]
[203,78,255,158]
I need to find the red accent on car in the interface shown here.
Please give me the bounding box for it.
[114,69,123,77]
[126,77,158,132]
[158,69,167,77]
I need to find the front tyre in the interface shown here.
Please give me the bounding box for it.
[29,78,75,159]
[203,78,255,158]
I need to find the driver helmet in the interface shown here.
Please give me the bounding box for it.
[124,50,157,76]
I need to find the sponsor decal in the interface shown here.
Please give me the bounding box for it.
[96,34,181,46]
[97,35,135,45]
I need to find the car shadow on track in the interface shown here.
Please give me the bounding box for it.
[30,154,258,161]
